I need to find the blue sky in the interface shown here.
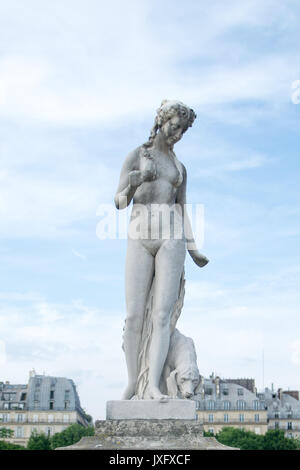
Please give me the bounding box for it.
[0,0,300,419]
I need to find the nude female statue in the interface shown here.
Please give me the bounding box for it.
[114,100,209,401]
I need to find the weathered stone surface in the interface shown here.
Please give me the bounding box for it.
[106,399,197,420]
[56,419,238,450]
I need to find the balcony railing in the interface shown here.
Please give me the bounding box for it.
[201,419,268,425]
[0,418,76,425]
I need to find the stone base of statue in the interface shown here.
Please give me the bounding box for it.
[56,400,238,450]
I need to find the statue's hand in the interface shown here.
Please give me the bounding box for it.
[128,170,144,188]
[189,250,209,268]
[141,159,157,182]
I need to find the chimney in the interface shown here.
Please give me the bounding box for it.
[215,376,220,398]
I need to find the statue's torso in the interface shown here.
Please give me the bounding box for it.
[129,148,184,242]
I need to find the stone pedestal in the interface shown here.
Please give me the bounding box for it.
[106,399,197,420]
[56,400,238,450]
[57,418,236,450]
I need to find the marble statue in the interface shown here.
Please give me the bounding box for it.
[115,99,209,402]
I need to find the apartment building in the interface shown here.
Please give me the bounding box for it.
[0,371,90,446]
[194,376,268,435]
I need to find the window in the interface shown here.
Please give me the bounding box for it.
[287,422,293,430]
[253,400,259,410]
[16,427,23,438]
[63,414,69,423]
[49,401,54,410]
[50,390,55,399]
[207,400,215,410]
[34,392,40,401]
[45,427,52,438]
[275,422,279,429]
[224,414,229,423]
[223,401,231,410]
[64,401,68,410]
[17,414,24,423]
[64,390,70,400]
[239,414,244,423]
[223,388,229,396]
[255,414,259,423]
[237,388,244,396]
[237,400,246,410]
[208,414,214,423]
[208,428,214,435]
[20,393,26,401]
[274,412,280,419]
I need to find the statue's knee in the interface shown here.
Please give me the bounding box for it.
[153,309,170,329]
[126,311,143,334]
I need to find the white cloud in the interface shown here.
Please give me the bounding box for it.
[0,1,299,125]
[0,340,6,367]
[72,249,87,261]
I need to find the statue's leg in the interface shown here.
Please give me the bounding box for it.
[148,239,186,400]
[122,238,155,400]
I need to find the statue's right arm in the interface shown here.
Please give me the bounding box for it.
[114,148,142,210]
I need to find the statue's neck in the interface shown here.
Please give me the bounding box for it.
[153,131,173,154]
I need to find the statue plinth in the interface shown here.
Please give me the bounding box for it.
[106,399,197,420]
[56,400,238,450]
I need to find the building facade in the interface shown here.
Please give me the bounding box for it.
[259,388,300,439]
[0,371,90,447]
[194,375,300,439]
[194,376,268,435]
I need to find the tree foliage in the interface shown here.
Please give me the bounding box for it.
[27,430,51,450]
[50,423,94,449]
[0,439,25,450]
[215,427,297,450]
[262,429,297,450]
[0,427,14,438]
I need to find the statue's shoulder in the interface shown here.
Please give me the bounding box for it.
[123,146,142,170]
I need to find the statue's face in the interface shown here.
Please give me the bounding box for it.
[160,113,188,146]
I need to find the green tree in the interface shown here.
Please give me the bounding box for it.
[0,440,25,450]
[215,427,298,450]
[262,429,297,450]
[0,427,14,438]
[27,430,51,450]
[50,423,94,449]
[215,427,264,450]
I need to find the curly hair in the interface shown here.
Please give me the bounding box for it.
[143,99,197,152]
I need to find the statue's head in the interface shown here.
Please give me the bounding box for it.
[156,100,197,146]
[144,100,196,149]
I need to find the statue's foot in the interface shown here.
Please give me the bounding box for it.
[122,384,136,400]
[149,386,169,403]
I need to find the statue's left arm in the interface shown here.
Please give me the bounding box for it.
[176,164,209,268]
